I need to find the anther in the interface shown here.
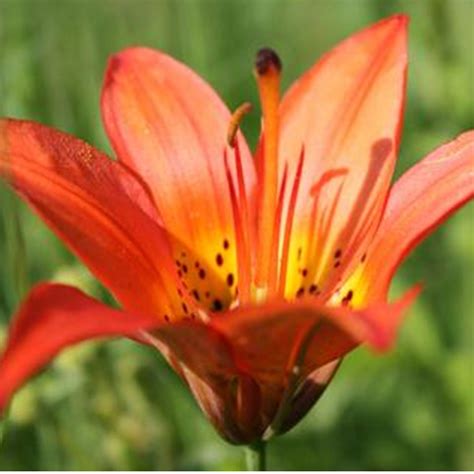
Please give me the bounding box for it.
[227,102,252,147]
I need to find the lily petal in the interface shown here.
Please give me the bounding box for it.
[155,287,418,443]
[101,47,256,310]
[213,286,419,401]
[152,322,248,443]
[0,283,161,413]
[279,15,408,296]
[348,131,474,305]
[0,119,178,318]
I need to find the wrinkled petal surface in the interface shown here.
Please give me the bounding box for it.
[0,119,180,318]
[345,131,474,305]
[278,15,408,298]
[102,47,256,311]
[0,284,161,412]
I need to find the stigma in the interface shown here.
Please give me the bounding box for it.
[255,48,282,75]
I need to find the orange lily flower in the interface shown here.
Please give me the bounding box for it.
[0,14,472,447]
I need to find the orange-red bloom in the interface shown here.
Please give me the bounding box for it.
[0,15,472,444]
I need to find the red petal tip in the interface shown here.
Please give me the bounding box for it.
[370,284,422,352]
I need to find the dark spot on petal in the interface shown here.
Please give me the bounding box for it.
[177,270,183,278]
[181,251,186,258]
[199,269,206,279]
[302,268,308,277]
[195,261,200,268]
[212,299,223,311]
[164,314,170,322]
[223,239,230,250]
[227,273,234,287]
[175,260,181,268]
[309,284,318,294]
[342,290,353,306]
[296,287,305,298]
[334,261,341,268]
[182,264,188,273]
[192,289,200,301]
[177,288,183,297]
[334,249,342,259]
[361,253,367,263]
[216,253,224,266]
[297,247,302,260]
[205,291,211,299]
[182,302,189,314]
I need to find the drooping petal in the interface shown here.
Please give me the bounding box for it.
[0,283,161,413]
[0,119,182,319]
[101,47,256,311]
[279,15,408,298]
[345,131,474,305]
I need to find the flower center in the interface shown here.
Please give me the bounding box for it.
[224,49,363,311]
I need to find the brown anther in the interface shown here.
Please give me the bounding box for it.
[227,102,252,147]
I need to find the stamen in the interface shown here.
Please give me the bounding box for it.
[314,182,345,287]
[306,194,322,285]
[178,279,205,322]
[320,195,382,299]
[226,104,253,292]
[278,147,305,295]
[227,102,252,147]
[268,162,288,296]
[306,169,348,286]
[224,150,251,303]
[310,168,349,197]
[254,47,282,289]
[233,140,252,279]
[349,204,381,259]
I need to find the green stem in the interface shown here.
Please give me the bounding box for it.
[245,440,266,471]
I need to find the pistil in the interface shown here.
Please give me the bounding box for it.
[226,103,253,304]
[254,48,282,294]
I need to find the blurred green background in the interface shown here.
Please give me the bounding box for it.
[0,0,473,470]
